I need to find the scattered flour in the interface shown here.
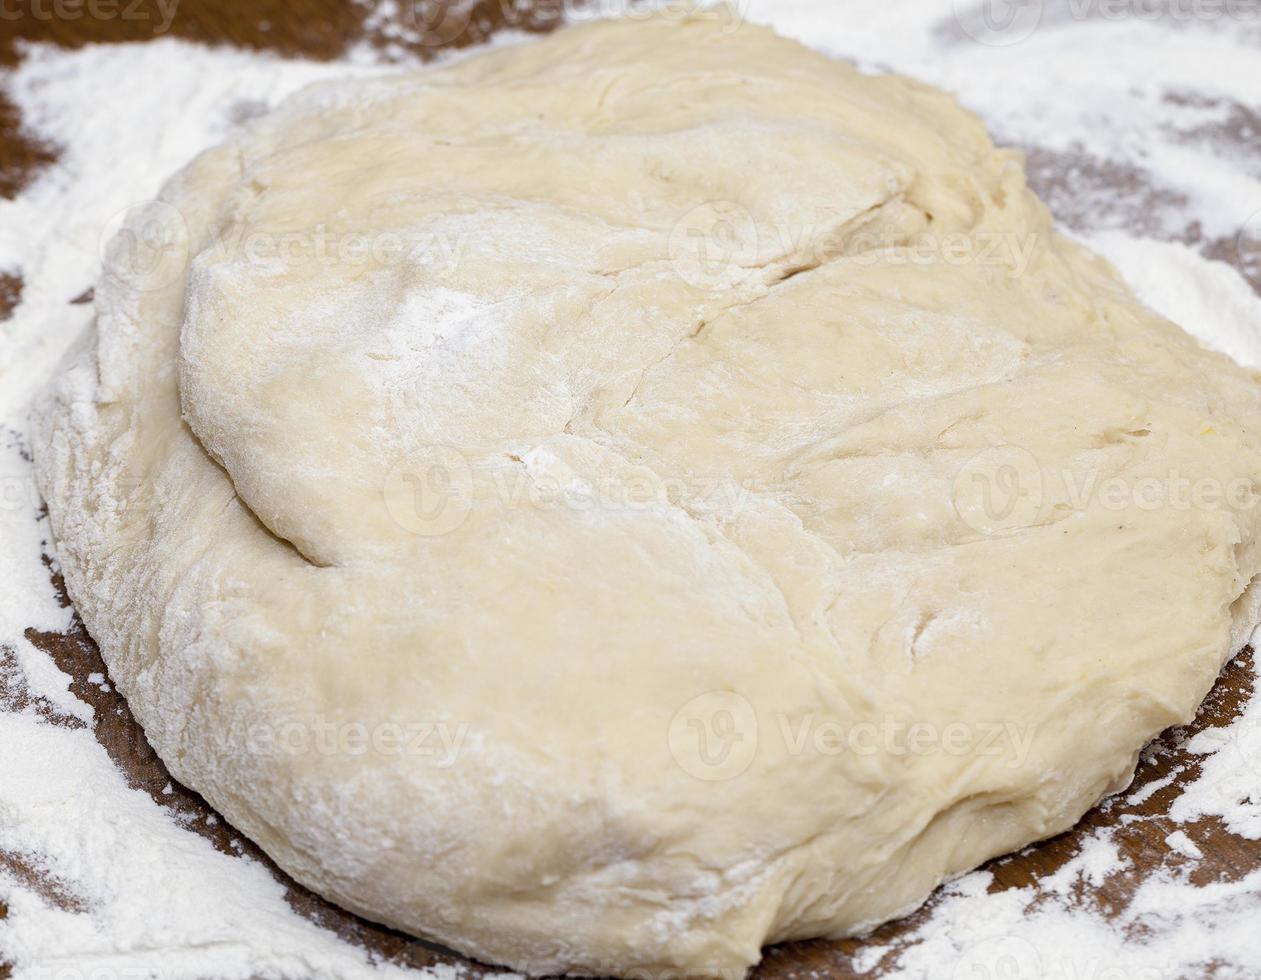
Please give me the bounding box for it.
[1089,232,1261,370]
[1165,831,1204,860]
[2,1,1261,977]
[0,34,480,980]
[0,716,461,980]
[1168,665,1261,841]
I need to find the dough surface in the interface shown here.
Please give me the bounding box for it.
[33,14,1261,975]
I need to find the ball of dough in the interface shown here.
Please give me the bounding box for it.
[34,13,1261,976]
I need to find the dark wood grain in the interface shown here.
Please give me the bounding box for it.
[0,270,21,320]
[2,3,1259,977]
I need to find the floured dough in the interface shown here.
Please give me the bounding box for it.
[33,14,1261,976]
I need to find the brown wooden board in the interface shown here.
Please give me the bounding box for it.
[2,3,1260,977]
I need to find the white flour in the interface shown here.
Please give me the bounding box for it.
[2,1,1261,977]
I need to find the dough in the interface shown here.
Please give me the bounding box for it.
[33,13,1261,976]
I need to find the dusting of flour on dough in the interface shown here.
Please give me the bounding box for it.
[0,36,494,980]
[840,233,1261,979]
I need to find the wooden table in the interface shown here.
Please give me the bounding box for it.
[2,3,1259,976]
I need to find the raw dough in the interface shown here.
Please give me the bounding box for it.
[33,14,1261,976]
